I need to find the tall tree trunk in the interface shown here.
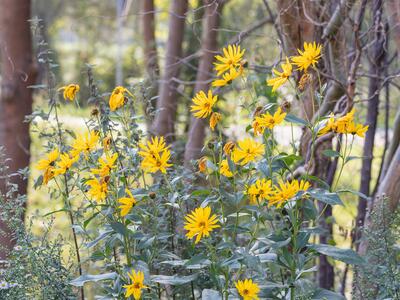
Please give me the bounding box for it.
[142,0,159,128]
[0,0,36,259]
[354,0,385,250]
[152,0,188,141]
[184,0,223,166]
[115,0,124,86]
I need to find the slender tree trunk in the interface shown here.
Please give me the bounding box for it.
[0,0,36,259]
[142,0,159,128]
[152,0,188,141]
[115,0,124,86]
[184,0,223,166]
[354,0,385,250]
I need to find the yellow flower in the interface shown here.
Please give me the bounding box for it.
[267,57,292,92]
[317,113,336,136]
[317,109,368,137]
[246,179,272,204]
[140,151,172,174]
[292,42,322,72]
[54,153,78,176]
[223,141,235,156]
[184,206,220,244]
[214,44,245,76]
[235,279,260,300]
[118,189,136,217]
[138,136,169,159]
[253,107,286,135]
[347,122,369,138]
[191,90,218,119]
[209,112,221,131]
[212,67,242,87]
[36,148,59,184]
[86,178,108,202]
[219,159,233,177]
[138,136,172,174]
[123,270,148,300]
[70,130,100,158]
[58,84,80,101]
[109,86,134,111]
[231,138,264,165]
[268,179,310,208]
[91,153,118,178]
[334,108,355,133]
[198,156,208,173]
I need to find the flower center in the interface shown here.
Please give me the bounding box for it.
[133,282,141,289]
[243,289,249,295]
[199,221,206,228]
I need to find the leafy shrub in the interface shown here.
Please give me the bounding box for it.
[27,42,369,300]
[0,149,75,299]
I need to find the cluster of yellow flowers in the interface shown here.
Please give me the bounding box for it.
[49,41,370,300]
[138,136,172,174]
[246,179,310,207]
[36,130,99,185]
[213,44,245,87]
[318,108,369,137]
[267,42,322,92]
[191,44,245,132]
[252,107,287,136]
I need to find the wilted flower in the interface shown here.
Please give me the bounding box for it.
[58,84,80,101]
[109,86,133,111]
[118,189,136,217]
[209,112,221,131]
[219,159,233,177]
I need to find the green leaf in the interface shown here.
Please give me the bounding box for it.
[69,272,116,287]
[311,288,346,300]
[86,230,112,248]
[308,189,343,206]
[337,189,370,201]
[110,222,128,236]
[42,208,69,217]
[191,189,211,197]
[151,274,198,285]
[322,149,340,158]
[83,211,101,229]
[308,244,364,265]
[201,289,221,300]
[285,114,308,126]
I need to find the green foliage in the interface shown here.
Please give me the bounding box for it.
[0,150,75,299]
[352,198,400,299]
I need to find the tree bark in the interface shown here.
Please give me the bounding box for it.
[0,0,36,259]
[142,0,159,128]
[152,0,188,141]
[183,0,223,166]
[354,0,385,250]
